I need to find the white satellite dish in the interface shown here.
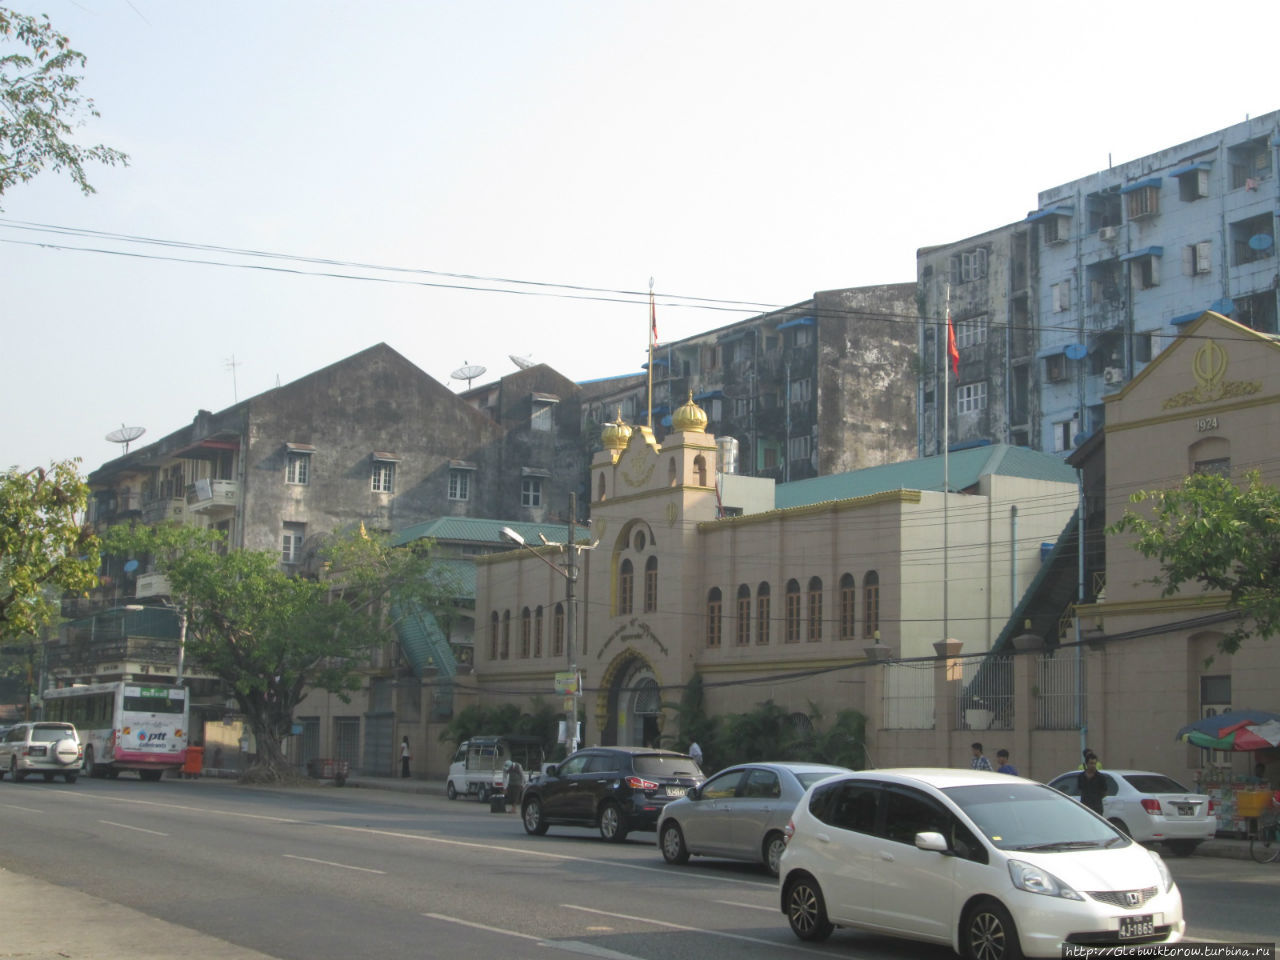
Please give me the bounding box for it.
[450,362,487,389]
[105,424,146,454]
[509,354,535,370]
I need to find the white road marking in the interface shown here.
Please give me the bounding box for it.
[282,853,385,874]
[0,804,45,814]
[423,913,648,959]
[714,899,776,912]
[98,819,168,836]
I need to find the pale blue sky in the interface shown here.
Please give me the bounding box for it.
[3,1,1277,471]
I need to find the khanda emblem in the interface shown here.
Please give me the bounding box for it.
[1192,340,1228,394]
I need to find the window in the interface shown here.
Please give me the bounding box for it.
[520,608,531,658]
[521,476,542,508]
[733,397,750,418]
[1183,241,1212,276]
[448,468,472,501]
[286,453,310,485]
[1125,184,1159,220]
[489,612,499,660]
[531,395,558,432]
[1045,353,1068,383]
[788,435,811,462]
[1087,260,1123,305]
[1128,252,1160,291]
[706,588,722,648]
[501,611,510,659]
[756,583,771,645]
[1229,137,1272,190]
[863,571,879,638]
[1177,167,1210,202]
[839,573,856,641]
[736,585,751,646]
[1235,291,1278,334]
[1042,215,1068,244]
[1085,190,1122,231]
[553,604,565,656]
[534,607,543,658]
[282,521,305,565]
[644,556,658,612]
[949,248,988,284]
[618,559,634,615]
[784,579,801,644]
[1051,279,1071,312]
[1230,214,1275,266]
[791,378,812,405]
[1193,457,1230,476]
[807,577,823,642]
[954,315,987,349]
[1053,418,1079,453]
[1133,332,1153,364]
[956,382,987,414]
[792,326,813,348]
[371,461,395,493]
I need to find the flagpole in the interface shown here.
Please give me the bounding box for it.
[943,285,951,643]
[648,277,655,428]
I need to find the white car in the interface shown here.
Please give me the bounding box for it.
[0,722,83,783]
[779,768,1183,959]
[1047,769,1216,857]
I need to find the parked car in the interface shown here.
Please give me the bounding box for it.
[1047,768,1216,857]
[445,735,544,802]
[779,768,1183,958]
[521,746,704,842]
[0,722,83,783]
[658,761,850,876]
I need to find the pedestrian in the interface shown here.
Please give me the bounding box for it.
[1078,752,1107,815]
[995,749,1018,776]
[969,742,992,771]
[400,736,411,778]
[505,759,525,813]
[688,741,703,766]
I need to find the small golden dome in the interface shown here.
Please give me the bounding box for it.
[601,408,633,449]
[671,391,708,433]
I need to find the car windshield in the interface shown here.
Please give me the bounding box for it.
[633,754,702,779]
[31,725,74,742]
[943,782,1127,852]
[1124,774,1191,794]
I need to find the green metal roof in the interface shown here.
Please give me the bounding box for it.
[775,444,1077,510]
[390,516,573,549]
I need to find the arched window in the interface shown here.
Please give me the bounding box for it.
[553,603,565,656]
[489,611,499,660]
[668,458,678,486]
[756,582,771,645]
[736,584,751,646]
[807,576,823,641]
[644,556,658,612]
[501,610,511,659]
[534,606,543,658]
[693,454,707,486]
[784,579,801,644]
[706,587,722,648]
[597,473,607,500]
[520,608,531,658]
[839,573,856,641]
[863,571,880,638]
[618,558,634,615]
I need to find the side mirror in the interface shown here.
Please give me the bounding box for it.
[915,831,949,853]
[545,764,559,778]
[687,785,701,801]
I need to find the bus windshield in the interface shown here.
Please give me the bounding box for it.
[123,694,185,714]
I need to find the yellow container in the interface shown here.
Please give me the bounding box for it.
[1236,790,1273,818]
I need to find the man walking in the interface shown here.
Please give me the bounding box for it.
[969,742,992,771]
[995,749,1018,775]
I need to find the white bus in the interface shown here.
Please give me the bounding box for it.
[43,681,189,781]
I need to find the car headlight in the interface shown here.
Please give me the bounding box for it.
[1148,848,1174,892]
[1008,859,1084,900]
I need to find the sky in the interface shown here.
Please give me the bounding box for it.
[3,1,1279,473]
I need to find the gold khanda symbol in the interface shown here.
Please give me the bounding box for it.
[1192,340,1227,392]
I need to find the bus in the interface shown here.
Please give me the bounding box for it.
[43,681,189,781]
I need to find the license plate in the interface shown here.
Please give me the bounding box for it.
[1176,804,1193,816]
[28,745,47,757]
[1118,915,1154,940]
[666,786,687,797]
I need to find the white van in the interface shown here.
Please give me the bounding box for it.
[446,736,544,801]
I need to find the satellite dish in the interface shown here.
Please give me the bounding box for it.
[1064,343,1087,360]
[509,354,536,370]
[105,424,146,453]
[449,362,487,389]
[1249,234,1274,252]
[123,559,139,575]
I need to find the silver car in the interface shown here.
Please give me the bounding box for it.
[658,761,850,875]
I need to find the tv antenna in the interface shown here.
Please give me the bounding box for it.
[509,354,536,370]
[450,362,487,389]
[105,424,146,454]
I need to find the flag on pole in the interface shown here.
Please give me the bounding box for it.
[649,287,658,347]
[946,308,959,377]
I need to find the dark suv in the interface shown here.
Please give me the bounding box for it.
[521,746,704,842]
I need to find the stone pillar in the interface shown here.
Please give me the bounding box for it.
[933,639,963,764]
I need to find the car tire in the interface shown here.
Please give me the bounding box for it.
[65,773,77,784]
[784,874,833,943]
[598,801,629,843]
[1167,840,1198,858]
[763,830,787,877]
[446,781,457,801]
[1108,818,1131,837]
[478,785,490,803]
[522,796,549,835]
[660,821,690,865]
[963,898,1023,960]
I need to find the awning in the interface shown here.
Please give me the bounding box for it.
[1120,246,1163,261]
[642,357,670,369]
[1171,310,1207,326]
[694,389,724,401]
[372,451,401,462]
[717,328,756,344]
[1167,161,1212,177]
[1120,177,1162,194]
[776,316,816,331]
[284,442,316,453]
[1026,204,1074,223]
[521,467,550,478]
[1036,343,1068,359]
[531,392,560,404]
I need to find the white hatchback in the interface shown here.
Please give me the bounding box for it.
[779,768,1183,959]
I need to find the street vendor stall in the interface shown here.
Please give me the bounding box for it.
[1177,710,1280,836]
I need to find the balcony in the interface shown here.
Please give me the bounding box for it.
[142,497,185,525]
[134,571,172,599]
[186,478,239,516]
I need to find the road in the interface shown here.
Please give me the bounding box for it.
[0,776,1276,960]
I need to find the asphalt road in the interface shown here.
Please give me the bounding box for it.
[0,776,1275,960]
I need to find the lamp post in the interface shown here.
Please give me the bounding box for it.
[502,495,592,753]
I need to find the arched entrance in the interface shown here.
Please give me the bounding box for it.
[599,654,663,747]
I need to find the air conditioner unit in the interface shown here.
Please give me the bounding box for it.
[1098,226,1118,241]
[1103,367,1123,385]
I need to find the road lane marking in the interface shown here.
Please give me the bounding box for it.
[283,853,385,874]
[714,899,775,912]
[423,913,647,959]
[0,804,45,814]
[99,820,168,836]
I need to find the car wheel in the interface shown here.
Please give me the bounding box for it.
[660,821,690,864]
[478,785,490,803]
[65,773,77,784]
[784,874,833,943]
[522,796,549,835]
[1167,840,1198,858]
[446,781,457,801]
[598,800,629,843]
[963,898,1023,960]
[1108,818,1131,837]
[763,830,787,877]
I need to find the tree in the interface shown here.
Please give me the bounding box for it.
[1,6,128,206]
[0,460,98,645]
[1110,469,1280,653]
[108,523,459,782]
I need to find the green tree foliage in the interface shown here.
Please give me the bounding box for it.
[439,698,565,758]
[1111,469,1280,653]
[0,460,98,645]
[0,6,128,206]
[108,523,457,782]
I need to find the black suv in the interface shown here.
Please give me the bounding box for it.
[521,746,704,842]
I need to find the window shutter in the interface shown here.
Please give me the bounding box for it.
[1196,241,1212,274]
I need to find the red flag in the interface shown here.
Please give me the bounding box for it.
[946,309,959,377]
[650,290,658,347]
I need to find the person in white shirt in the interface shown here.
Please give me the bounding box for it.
[688,741,703,766]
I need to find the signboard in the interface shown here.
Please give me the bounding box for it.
[554,671,580,695]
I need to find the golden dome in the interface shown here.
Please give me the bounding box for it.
[601,408,633,449]
[671,391,708,433]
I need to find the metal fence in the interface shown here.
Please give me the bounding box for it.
[880,661,935,729]
[956,655,1013,730]
[1034,651,1085,730]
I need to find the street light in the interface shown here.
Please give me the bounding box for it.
[500,495,594,753]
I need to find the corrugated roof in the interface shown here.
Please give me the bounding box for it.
[390,516,573,549]
[775,444,1076,510]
